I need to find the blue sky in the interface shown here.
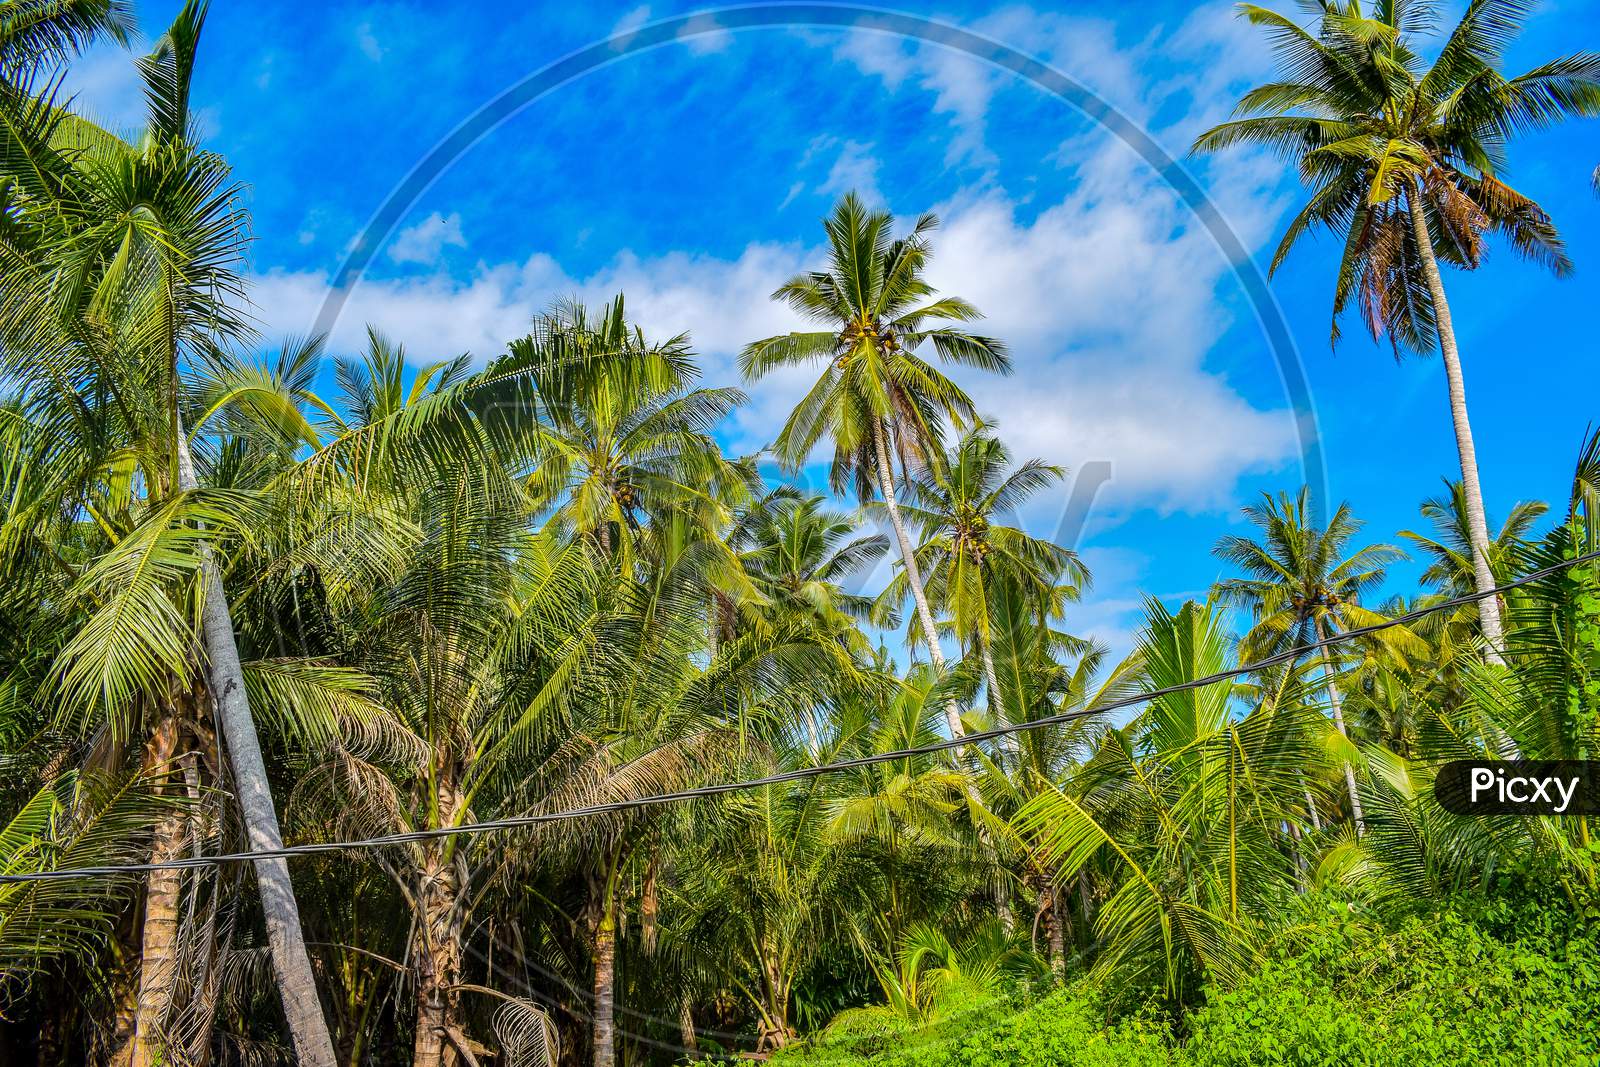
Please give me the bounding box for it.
[64,0,1600,660]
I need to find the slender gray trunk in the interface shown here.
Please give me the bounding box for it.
[174,429,337,1067]
[1300,774,1323,832]
[707,594,719,660]
[981,637,1020,761]
[870,421,1010,927]
[1405,184,1506,665]
[1316,618,1364,835]
[871,418,955,728]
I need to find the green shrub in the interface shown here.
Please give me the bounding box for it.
[1184,904,1600,1066]
[775,895,1600,1066]
[771,985,1170,1067]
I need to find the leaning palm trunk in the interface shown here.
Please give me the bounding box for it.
[174,430,338,1067]
[1316,619,1365,835]
[1405,184,1506,666]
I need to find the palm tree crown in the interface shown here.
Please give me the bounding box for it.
[1194,0,1600,350]
[739,192,1010,499]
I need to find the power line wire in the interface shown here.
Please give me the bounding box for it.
[5,545,1597,885]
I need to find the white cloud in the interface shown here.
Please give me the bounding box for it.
[244,240,813,395]
[611,5,651,41]
[677,13,732,55]
[832,2,1280,170]
[248,173,1293,512]
[834,8,1151,168]
[784,136,885,210]
[820,140,881,203]
[58,46,146,134]
[356,22,385,62]
[388,211,468,265]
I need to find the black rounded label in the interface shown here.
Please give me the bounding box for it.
[1435,761,1600,816]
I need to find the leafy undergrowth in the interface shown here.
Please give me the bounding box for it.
[770,897,1600,1066]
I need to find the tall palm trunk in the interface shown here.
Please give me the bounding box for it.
[678,994,698,1056]
[980,636,1021,761]
[129,711,185,1067]
[1299,774,1323,832]
[1041,886,1066,982]
[592,894,618,1067]
[174,430,338,1067]
[876,422,1011,921]
[1316,618,1365,834]
[870,422,1014,926]
[871,419,958,738]
[1405,184,1506,666]
[412,843,465,1067]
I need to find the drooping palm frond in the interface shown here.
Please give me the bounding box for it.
[0,770,179,984]
[1195,0,1600,353]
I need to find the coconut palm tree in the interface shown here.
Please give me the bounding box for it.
[1401,479,1547,596]
[740,192,1011,741]
[1193,0,1600,664]
[876,426,1087,720]
[505,296,750,560]
[0,4,340,1060]
[0,772,174,987]
[733,490,888,657]
[292,349,848,1066]
[1015,598,1333,1002]
[977,575,1140,978]
[1214,489,1408,832]
[0,0,132,79]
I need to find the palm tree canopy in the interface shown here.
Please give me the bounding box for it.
[876,426,1087,647]
[1400,477,1547,593]
[1193,0,1600,351]
[501,295,751,553]
[739,192,1011,501]
[1213,487,1407,656]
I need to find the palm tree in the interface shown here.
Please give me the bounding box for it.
[978,575,1139,979]
[1401,478,1547,596]
[1015,598,1332,1003]
[1214,489,1407,832]
[733,490,888,658]
[1193,0,1600,664]
[0,772,173,988]
[876,426,1087,721]
[0,5,339,1060]
[740,192,1011,741]
[0,0,132,79]
[507,295,750,559]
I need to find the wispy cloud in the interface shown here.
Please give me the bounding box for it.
[250,167,1293,513]
[388,212,468,265]
[58,46,146,134]
[677,13,732,55]
[355,21,385,62]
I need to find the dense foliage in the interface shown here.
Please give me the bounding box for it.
[0,1,1597,1065]
[774,888,1600,1066]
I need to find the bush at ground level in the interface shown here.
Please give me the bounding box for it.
[770,896,1600,1066]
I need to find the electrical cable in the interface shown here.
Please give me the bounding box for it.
[4,545,1597,885]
